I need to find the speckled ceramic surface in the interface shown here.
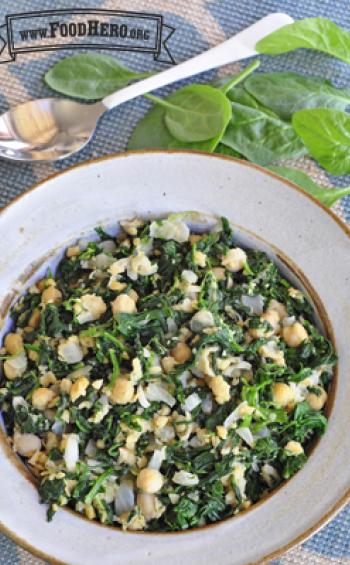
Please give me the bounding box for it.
[0,151,350,565]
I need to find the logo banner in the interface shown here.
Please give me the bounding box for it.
[0,9,175,64]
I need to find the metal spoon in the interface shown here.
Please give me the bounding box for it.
[0,13,293,162]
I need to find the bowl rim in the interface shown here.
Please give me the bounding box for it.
[0,148,349,565]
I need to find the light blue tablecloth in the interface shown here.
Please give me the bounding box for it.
[0,1,349,563]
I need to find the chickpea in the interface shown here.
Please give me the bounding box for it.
[272,383,295,407]
[216,425,227,439]
[14,432,41,457]
[137,468,164,494]
[282,322,308,347]
[285,440,304,456]
[60,378,72,394]
[45,432,59,452]
[208,376,230,405]
[31,387,55,410]
[70,376,89,402]
[40,372,56,387]
[84,504,96,521]
[66,245,80,258]
[41,286,62,305]
[111,294,137,315]
[4,351,27,380]
[36,279,47,292]
[137,493,158,520]
[249,309,280,339]
[306,386,327,411]
[4,333,24,355]
[28,308,41,329]
[212,267,226,281]
[193,251,206,267]
[190,309,215,333]
[109,279,127,292]
[153,415,168,430]
[171,342,192,364]
[189,234,202,244]
[161,356,176,374]
[128,289,139,303]
[221,248,247,272]
[268,299,287,320]
[110,378,134,404]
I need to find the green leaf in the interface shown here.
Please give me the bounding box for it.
[292,108,350,175]
[147,84,232,142]
[215,143,243,158]
[268,166,350,207]
[45,53,151,100]
[256,17,350,65]
[84,468,114,504]
[221,101,307,165]
[218,60,260,95]
[245,72,350,121]
[227,87,279,117]
[128,97,225,152]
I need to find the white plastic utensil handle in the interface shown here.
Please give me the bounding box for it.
[102,13,293,110]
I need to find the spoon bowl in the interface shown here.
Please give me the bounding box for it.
[0,99,104,160]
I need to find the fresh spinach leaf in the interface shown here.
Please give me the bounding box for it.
[218,60,260,94]
[147,84,232,142]
[45,53,151,100]
[221,102,307,165]
[215,143,243,158]
[292,108,350,175]
[268,165,350,206]
[256,17,350,65]
[245,72,350,121]
[128,99,224,152]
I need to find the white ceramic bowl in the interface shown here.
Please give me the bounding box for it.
[0,151,350,565]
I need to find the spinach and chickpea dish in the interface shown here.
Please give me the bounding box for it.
[0,216,336,531]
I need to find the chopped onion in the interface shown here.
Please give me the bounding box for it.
[251,456,259,472]
[236,427,254,447]
[58,338,83,364]
[51,421,63,435]
[202,396,213,414]
[94,253,115,270]
[241,294,264,315]
[179,370,191,388]
[156,425,175,442]
[253,427,269,440]
[137,384,150,408]
[282,316,296,327]
[146,383,176,407]
[100,240,117,253]
[181,270,198,284]
[223,401,248,428]
[12,396,27,409]
[183,393,202,412]
[172,470,199,486]
[6,351,27,377]
[288,382,305,403]
[64,433,79,471]
[261,464,280,487]
[150,219,190,243]
[148,447,166,470]
[85,439,97,457]
[166,317,178,334]
[114,482,135,516]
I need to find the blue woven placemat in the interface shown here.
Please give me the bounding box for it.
[0,1,349,564]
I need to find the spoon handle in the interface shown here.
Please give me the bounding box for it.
[102,13,293,110]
